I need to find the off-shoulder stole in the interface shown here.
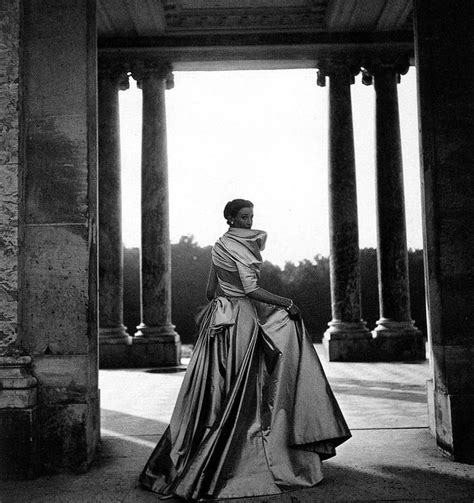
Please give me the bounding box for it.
[212,228,267,271]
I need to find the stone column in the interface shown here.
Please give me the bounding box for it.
[20,0,99,473]
[317,60,372,361]
[364,58,425,361]
[415,0,474,463]
[98,60,132,368]
[131,61,180,367]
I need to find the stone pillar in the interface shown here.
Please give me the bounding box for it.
[317,61,372,361]
[98,60,132,368]
[19,0,99,473]
[0,0,38,479]
[131,61,180,367]
[0,356,38,479]
[414,0,474,463]
[364,58,425,361]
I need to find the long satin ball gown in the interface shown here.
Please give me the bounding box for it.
[140,228,351,500]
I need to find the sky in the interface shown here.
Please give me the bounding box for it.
[119,68,422,267]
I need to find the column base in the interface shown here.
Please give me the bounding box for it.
[132,324,181,367]
[134,323,179,340]
[32,354,100,474]
[38,394,100,474]
[0,356,39,480]
[372,319,425,361]
[99,325,132,368]
[428,385,474,464]
[323,321,373,361]
[99,325,132,344]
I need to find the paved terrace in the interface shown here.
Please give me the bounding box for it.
[1,345,474,502]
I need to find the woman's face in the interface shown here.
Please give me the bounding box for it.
[232,207,253,229]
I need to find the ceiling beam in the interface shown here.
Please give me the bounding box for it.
[98,29,413,48]
[98,31,414,71]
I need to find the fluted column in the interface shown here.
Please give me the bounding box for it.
[131,60,180,367]
[98,61,132,367]
[317,60,372,361]
[363,58,424,361]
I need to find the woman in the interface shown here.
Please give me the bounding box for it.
[140,199,351,501]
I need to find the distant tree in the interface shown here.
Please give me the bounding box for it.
[123,237,211,343]
[123,240,426,346]
[408,249,427,336]
[360,248,379,329]
[360,247,427,337]
[259,261,287,300]
[123,247,140,337]
[280,257,331,341]
[171,235,211,343]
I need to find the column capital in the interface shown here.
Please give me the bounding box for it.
[131,60,174,90]
[316,58,360,87]
[361,55,410,85]
[97,59,130,91]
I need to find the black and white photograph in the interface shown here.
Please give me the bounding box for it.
[0,1,473,501]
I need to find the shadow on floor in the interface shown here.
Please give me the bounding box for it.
[329,378,427,403]
[130,462,474,503]
[1,408,473,502]
[101,407,169,437]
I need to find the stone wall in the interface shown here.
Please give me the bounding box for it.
[0,0,39,480]
[0,0,20,355]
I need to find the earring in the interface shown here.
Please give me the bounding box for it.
[230,221,234,225]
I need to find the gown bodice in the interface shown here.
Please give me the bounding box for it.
[211,227,267,296]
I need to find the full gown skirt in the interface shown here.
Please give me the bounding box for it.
[140,296,351,501]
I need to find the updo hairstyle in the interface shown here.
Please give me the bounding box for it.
[223,199,254,225]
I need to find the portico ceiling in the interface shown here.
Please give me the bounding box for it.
[97,0,413,37]
[97,0,414,69]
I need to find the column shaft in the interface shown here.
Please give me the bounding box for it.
[98,66,132,367]
[318,63,372,361]
[131,62,180,367]
[371,63,424,360]
[375,68,411,321]
[139,74,173,330]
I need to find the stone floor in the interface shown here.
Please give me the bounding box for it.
[1,345,474,502]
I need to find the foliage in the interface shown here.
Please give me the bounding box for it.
[123,237,426,344]
[123,236,212,343]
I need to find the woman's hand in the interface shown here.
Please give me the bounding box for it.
[286,300,301,320]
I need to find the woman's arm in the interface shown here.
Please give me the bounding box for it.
[246,287,300,318]
[206,262,218,301]
[246,287,290,307]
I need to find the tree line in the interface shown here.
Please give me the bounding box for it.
[123,235,426,344]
